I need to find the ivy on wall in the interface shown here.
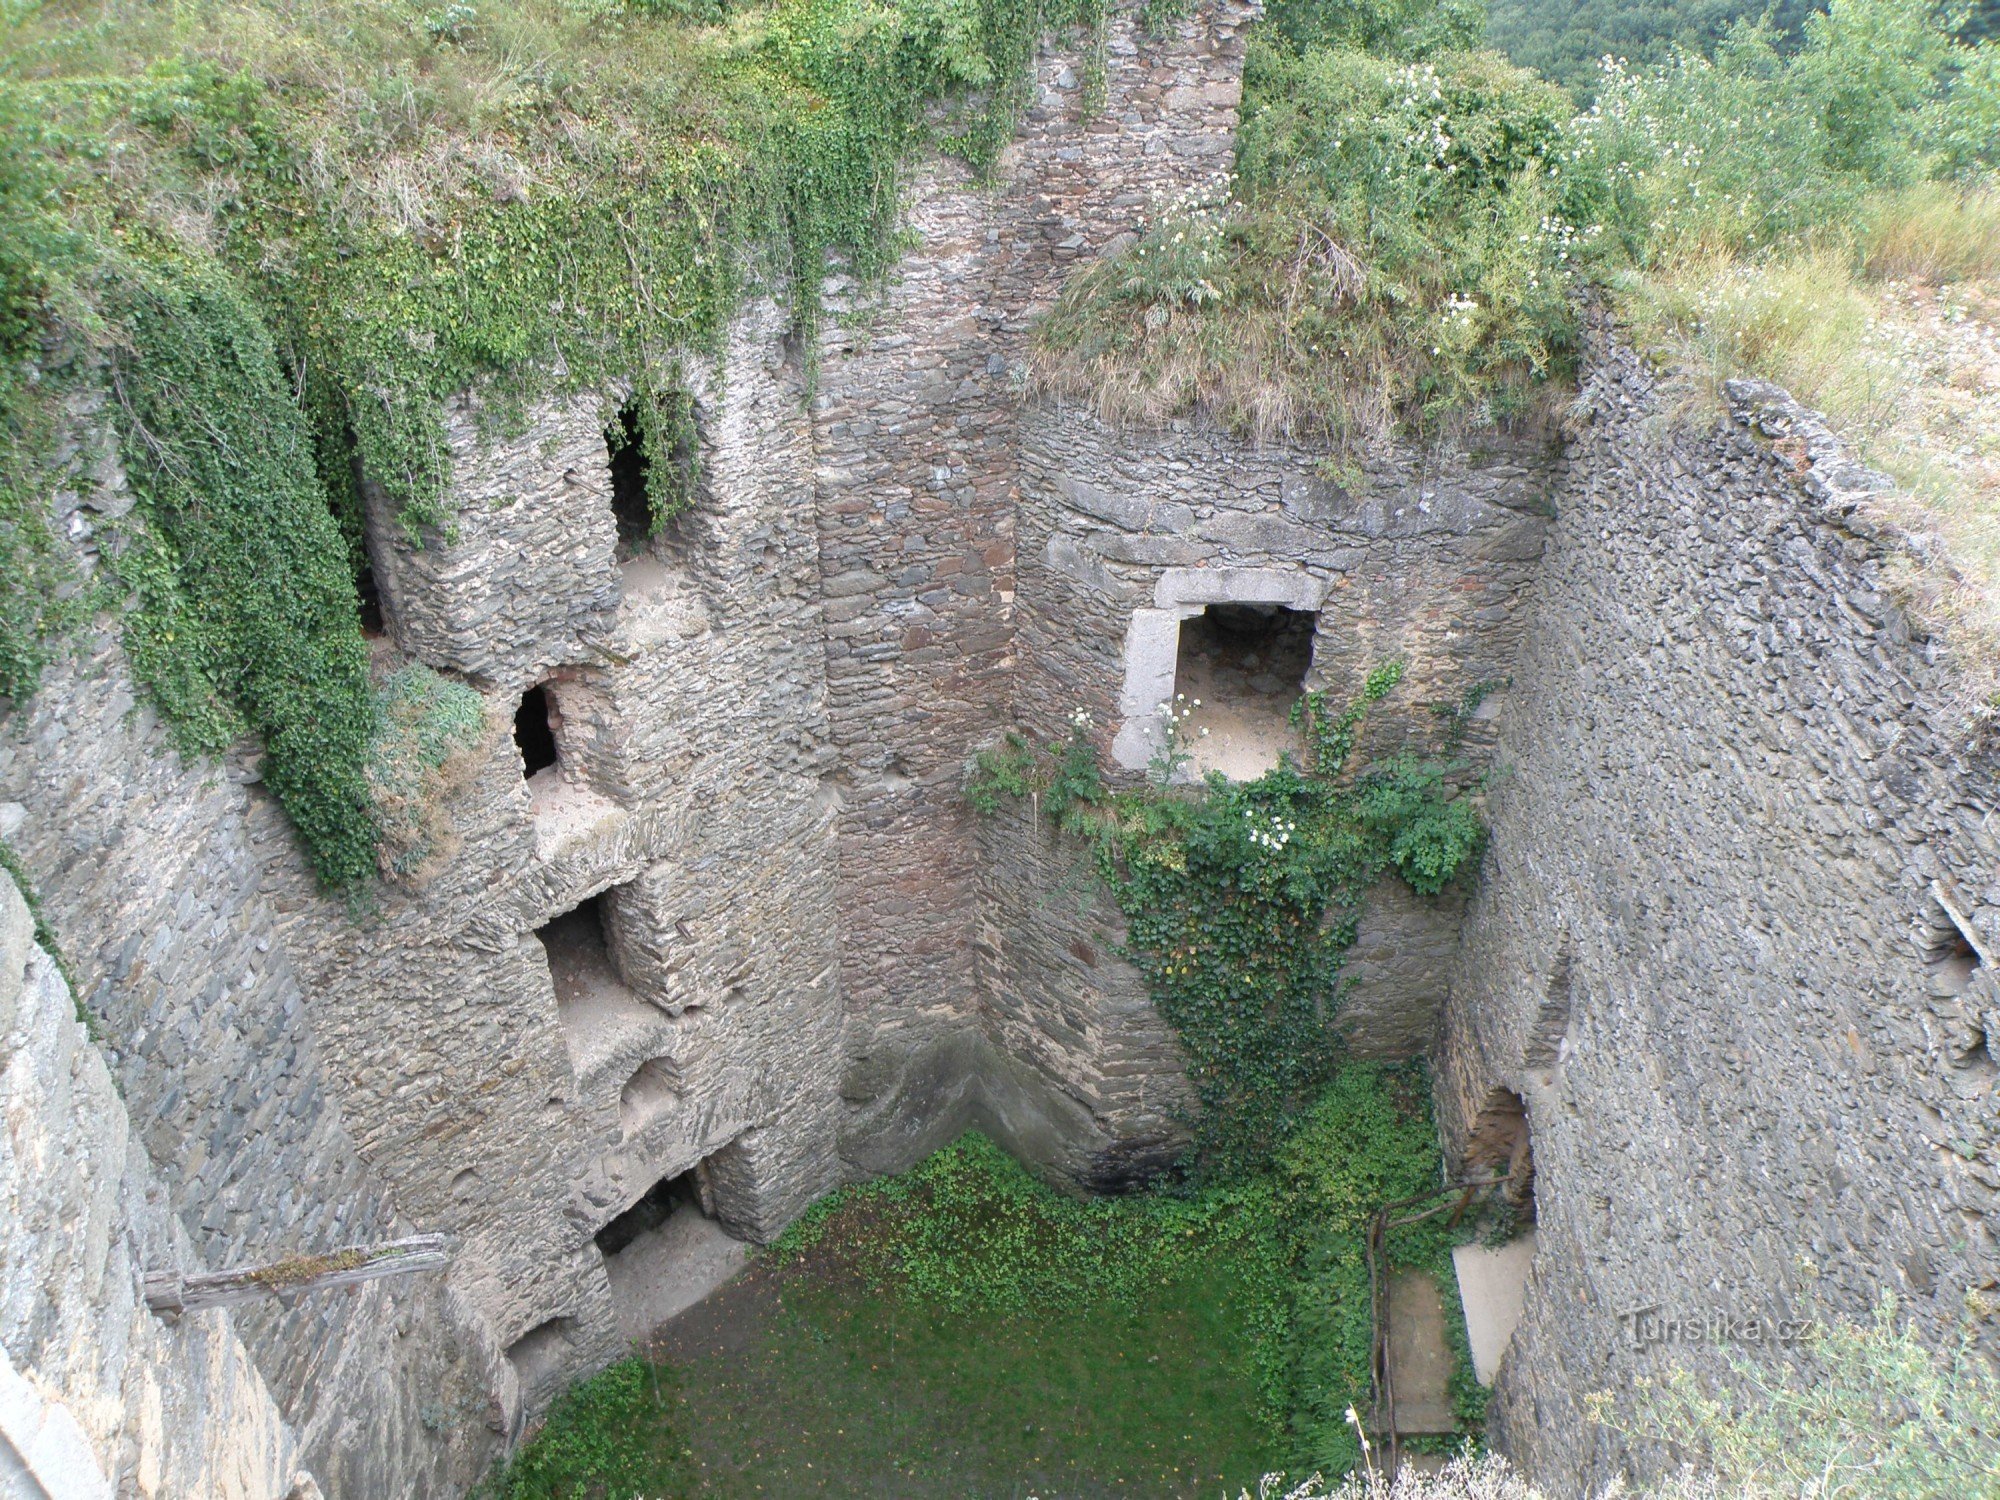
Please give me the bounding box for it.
[966,662,1487,1176]
[104,260,379,889]
[0,0,1115,886]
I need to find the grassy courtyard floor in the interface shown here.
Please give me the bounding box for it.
[483,1065,1482,1500]
[652,1252,1272,1497]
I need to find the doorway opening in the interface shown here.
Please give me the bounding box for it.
[595,1160,751,1340]
[1466,1086,1535,1220]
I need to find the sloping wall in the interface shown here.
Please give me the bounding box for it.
[1,398,503,1496]
[0,870,312,1499]
[1440,329,2000,1491]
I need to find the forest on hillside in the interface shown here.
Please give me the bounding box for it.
[1484,0,1999,93]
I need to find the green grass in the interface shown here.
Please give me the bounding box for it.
[486,1066,1494,1497]
[664,1259,1274,1497]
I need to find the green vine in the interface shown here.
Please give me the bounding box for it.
[966,664,1487,1176]
[0,0,1115,885]
[103,258,378,889]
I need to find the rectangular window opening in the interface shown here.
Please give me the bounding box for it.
[1173,602,1317,780]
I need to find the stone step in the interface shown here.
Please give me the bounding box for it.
[1384,1270,1457,1436]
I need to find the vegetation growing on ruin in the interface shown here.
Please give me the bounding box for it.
[1032,0,2000,459]
[479,1359,692,1500]
[1031,40,1584,448]
[490,1069,1483,1494]
[0,0,1110,885]
[368,663,490,883]
[968,662,1486,1174]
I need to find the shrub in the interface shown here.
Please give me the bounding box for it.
[1563,0,1998,267]
[1033,42,1582,447]
[478,1359,690,1500]
[967,669,1485,1176]
[1612,1295,2000,1499]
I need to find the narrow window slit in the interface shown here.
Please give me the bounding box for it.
[515,683,558,779]
[606,396,651,562]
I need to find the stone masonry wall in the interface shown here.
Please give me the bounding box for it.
[971,403,1555,1180]
[283,299,845,1426]
[1,396,502,1497]
[1,871,310,1500]
[815,0,1262,1175]
[1439,328,2000,1493]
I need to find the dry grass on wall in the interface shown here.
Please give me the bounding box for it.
[1619,187,2000,689]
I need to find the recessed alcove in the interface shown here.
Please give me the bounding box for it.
[595,1167,704,1257]
[620,1055,685,1139]
[356,558,387,638]
[534,887,690,1105]
[514,682,559,779]
[1467,1086,1536,1219]
[504,1315,577,1413]
[1172,603,1315,780]
[595,1161,751,1339]
[606,387,703,565]
[1921,893,1983,999]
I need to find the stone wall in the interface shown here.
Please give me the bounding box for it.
[20,4,1996,1492]
[0,870,311,1499]
[969,403,1554,1174]
[1439,328,2000,1493]
[2,398,502,1497]
[296,299,845,1425]
[814,0,1263,1174]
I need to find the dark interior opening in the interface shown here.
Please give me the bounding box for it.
[533,893,611,1003]
[326,419,389,637]
[1171,603,1317,776]
[595,1168,705,1258]
[514,682,558,778]
[1180,602,1316,688]
[1468,1087,1535,1221]
[356,558,386,637]
[1925,905,1982,998]
[607,397,651,562]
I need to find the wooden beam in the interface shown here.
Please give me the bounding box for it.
[144,1234,448,1318]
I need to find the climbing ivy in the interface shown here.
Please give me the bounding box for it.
[109,0,1114,532]
[103,258,378,889]
[965,663,1486,1176]
[0,0,1111,885]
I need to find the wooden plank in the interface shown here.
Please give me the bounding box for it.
[145,1234,448,1317]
